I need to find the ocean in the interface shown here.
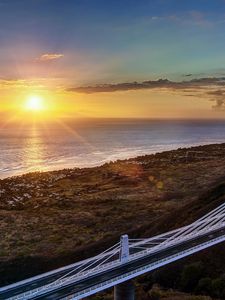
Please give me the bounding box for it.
[1,119,225,179]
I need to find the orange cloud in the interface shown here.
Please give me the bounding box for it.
[67,77,225,111]
[37,53,64,62]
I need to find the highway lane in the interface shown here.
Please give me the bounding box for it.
[0,255,118,299]
[15,226,225,300]
[0,235,171,299]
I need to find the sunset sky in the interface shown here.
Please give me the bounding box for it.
[1,0,225,120]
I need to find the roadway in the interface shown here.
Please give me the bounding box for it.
[1,226,225,300]
[0,234,172,299]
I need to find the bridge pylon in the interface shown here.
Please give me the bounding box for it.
[119,234,129,263]
[114,280,135,300]
[114,234,135,300]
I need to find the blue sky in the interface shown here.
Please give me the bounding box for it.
[1,0,225,83]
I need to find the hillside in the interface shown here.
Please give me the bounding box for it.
[1,143,225,298]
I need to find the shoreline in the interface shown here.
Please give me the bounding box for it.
[1,141,225,180]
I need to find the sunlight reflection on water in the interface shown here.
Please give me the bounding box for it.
[1,119,225,178]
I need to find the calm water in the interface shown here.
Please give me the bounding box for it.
[1,119,225,179]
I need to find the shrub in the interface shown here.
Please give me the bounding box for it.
[148,285,163,300]
[211,276,225,298]
[195,277,212,295]
[180,262,204,292]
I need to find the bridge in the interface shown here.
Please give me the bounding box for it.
[1,201,225,300]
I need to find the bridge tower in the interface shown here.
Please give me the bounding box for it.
[119,234,129,263]
[114,234,135,300]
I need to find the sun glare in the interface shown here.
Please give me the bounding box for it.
[25,96,44,111]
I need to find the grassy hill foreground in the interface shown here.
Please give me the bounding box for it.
[1,143,225,299]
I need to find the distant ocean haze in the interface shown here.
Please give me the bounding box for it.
[1,119,225,179]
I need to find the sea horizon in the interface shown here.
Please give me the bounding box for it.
[1,118,225,179]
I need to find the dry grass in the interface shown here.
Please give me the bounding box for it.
[1,143,225,285]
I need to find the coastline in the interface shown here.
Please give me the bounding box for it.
[1,141,225,180]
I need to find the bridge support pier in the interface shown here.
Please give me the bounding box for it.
[114,280,135,300]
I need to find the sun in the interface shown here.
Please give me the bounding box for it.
[24,96,44,111]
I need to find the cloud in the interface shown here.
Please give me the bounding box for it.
[0,79,30,89]
[0,78,51,90]
[37,53,64,62]
[207,90,225,111]
[68,77,225,94]
[183,74,193,77]
[68,77,225,111]
[150,10,214,27]
[207,90,225,96]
